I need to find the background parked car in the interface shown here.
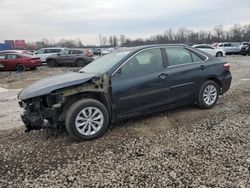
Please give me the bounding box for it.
[0,50,33,55]
[46,48,93,67]
[33,47,65,62]
[101,48,114,55]
[240,43,250,56]
[216,43,241,54]
[0,53,41,71]
[193,44,226,57]
[83,49,94,57]
[93,48,102,55]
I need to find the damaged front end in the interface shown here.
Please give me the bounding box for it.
[19,94,63,132]
[18,73,111,133]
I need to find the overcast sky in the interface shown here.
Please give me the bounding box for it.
[0,0,249,45]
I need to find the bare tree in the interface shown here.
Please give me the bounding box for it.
[177,28,187,43]
[119,35,126,46]
[108,36,113,46]
[102,36,107,46]
[230,24,243,42]
[213,25,225,41]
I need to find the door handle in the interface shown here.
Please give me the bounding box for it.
[199,65,205,70]
[158,73,168,80]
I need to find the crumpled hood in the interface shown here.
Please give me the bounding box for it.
[18,72,98,100]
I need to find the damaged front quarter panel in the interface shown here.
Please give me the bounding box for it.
[19,74,112,132]
[60,74,110,97]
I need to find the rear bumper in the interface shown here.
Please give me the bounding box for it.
[220,73,232,94]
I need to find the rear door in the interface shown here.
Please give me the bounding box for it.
[162,47,207,103]
[224,43,233,53]
[67,50,83,64]
[57,49,70,64]
[1,54,19,70]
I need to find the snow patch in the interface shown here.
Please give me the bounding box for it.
[0,87,8,93]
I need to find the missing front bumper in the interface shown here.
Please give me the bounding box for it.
[21,107,60,132]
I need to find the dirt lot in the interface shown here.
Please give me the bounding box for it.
[0,56,250,187]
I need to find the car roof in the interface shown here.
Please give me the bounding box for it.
[193,44,212,47]
[39,47,64,50]
[133,44,188,50]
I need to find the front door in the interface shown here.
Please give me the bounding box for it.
[111,48,170,118]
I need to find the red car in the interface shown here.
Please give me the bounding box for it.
[0,53,41,71]
[83,49,94,57]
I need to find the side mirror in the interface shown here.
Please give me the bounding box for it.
[57,53,61,56]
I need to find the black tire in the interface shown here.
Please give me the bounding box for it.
[16,64,26,72]
[65,99,109,141]
[47,59,57,67]
[76,59,85,67]
[216,52,223,57]
[197,80,219,109]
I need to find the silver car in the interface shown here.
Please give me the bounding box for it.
[193,44,226,57]
[216,43,241,54]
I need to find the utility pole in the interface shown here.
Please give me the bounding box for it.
[99,33,102,46]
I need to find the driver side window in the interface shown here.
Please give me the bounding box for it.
[121,48,163,75]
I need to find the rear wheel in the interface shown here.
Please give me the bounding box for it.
[197,80,219,109]
[76,59,85,67]
[16,64,26,72]
[65,99,109,140]
[47,59,57,67]
[216,52,223,57]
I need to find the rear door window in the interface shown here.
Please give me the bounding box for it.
[70,50,82,54]
[165,47,193,66]
[6,54,17,59]
[191,52,203,62]
[46,49,61,53]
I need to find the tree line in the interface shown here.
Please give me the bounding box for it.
[30,24,250,49]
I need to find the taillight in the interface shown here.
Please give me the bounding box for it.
[223,63,230,70]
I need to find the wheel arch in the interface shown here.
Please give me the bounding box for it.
[59,91,112,122]
[206,76,222,94]
[76,58,85,62]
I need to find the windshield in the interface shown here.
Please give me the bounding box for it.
[79,50,130,74]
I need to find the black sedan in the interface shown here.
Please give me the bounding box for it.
[241,43,250,56]
[18,44,232,140]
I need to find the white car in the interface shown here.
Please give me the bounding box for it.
[33,47,65,62]
[101,48,115,56]
[216,43,241,54]
[193,44,226,57]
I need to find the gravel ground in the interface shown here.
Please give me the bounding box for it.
[0,56,250,187]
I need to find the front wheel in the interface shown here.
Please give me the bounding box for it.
[197,80,219,109]
[65,99,109,140]
[47,59,57,67]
